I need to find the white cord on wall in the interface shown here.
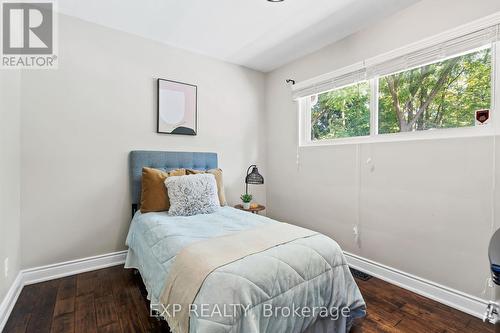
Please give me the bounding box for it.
[482,38,500,301]
[296,145,301,171]
[492,134,497,236]
[485,134,498,300]
[354,144,362,248]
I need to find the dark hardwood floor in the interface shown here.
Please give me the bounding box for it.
[3,265,494,333]
[353,277,494,333]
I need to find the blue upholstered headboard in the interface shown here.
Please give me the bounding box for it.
[129,150,218,210]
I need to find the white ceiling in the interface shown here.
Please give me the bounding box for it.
[57,0,420,72]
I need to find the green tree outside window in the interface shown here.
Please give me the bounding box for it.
[310,48,492,140]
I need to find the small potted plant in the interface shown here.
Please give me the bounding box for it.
[240,194,252,209]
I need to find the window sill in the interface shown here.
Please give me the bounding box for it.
[299,125,496,147]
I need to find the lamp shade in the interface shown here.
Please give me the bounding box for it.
[245,166,264,185]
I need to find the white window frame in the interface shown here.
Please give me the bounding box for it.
[298,17,500,147]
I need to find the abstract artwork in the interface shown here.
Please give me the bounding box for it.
[157,78,197,135]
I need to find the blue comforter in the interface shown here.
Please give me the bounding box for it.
[125,207,365,333]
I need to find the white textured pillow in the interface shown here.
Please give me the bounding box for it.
[165,173,220,216]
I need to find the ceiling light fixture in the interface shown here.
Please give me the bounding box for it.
[267,0,284,2]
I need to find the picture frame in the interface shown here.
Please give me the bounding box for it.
[157,78,198,135]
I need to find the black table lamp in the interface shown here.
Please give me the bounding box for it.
[245,165,264,195]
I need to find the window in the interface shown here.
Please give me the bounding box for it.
[295,21,499,145]
[378,48,492,134]
[311,82,370,141]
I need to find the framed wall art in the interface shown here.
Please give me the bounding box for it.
[157,78,197,135]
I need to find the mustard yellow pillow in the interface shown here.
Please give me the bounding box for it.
[186,168,227,206]
[140,167,186,213]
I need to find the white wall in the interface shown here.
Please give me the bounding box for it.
[0,71,21,302]
[265,0,500,299]
[19,14,267,268]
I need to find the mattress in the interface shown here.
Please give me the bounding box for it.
[125,206,365,333]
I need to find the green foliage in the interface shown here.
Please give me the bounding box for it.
[379,48,491,133]
[311,82,370,140]
[311,48,492,138]
[240,194,252,203]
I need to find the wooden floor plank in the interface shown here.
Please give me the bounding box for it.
[25,280,60,333]
[50,313,75,333]
[117,309,146,333]
[95,295,118,328]
[53,298,75,318]
[97,322,122,333]
[76,271,99,297]
[3,265,495,333]
[74,294,97,333]
[56,276,77,301]
[3,284,40,333]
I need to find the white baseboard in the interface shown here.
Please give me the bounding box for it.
[22,250,128,286]
[0,250,127,332]
[344,251,488,319]
[0,249,490,331]
[0,273,23,332]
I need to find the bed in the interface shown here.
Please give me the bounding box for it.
[125,151,366,333]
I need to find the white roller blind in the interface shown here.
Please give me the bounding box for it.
[367,25,499,78]
[292,22,500,100]
[292,63,366,100]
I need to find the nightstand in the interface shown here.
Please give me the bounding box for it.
[234,204,266,214]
